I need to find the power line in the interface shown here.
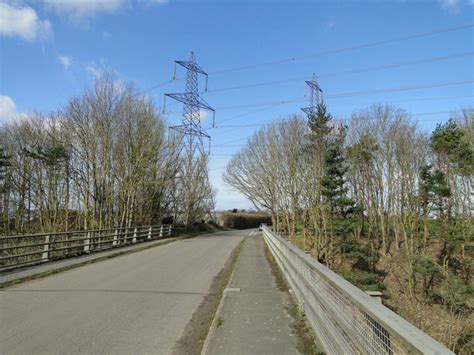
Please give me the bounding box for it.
[167,92,473,118]
[137,24,473,97]
[135,79,175,96]
[202,95,472,131]
[209,24,474,75]
[215,97,302,111]
[385,94,473,104]
[205,52,474,94]
[212,137,249,146]
[212,110,459,130]
[201,79,473,126]
[329,80,474,98]
[218,104,284,124]
[207,110,461,164]
[204,95,474,131]
[228,93,474,113]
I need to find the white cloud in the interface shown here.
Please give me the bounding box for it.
[44,0,126,22]
[140,0,169,5]
[438,0,460,11]
[199,109,209,121]
[0,2,52,41]
[102,30,111,40]
[0,95,17,122]
[84,58,120,80]
[85,64,101,78]
[58,54,73,70]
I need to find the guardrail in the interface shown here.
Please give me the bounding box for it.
[262,226,453,355]
[0,224,174,271]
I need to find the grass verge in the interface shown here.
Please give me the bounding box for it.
[172,236,246,355]
[215,317,224,327]
[263,240,324,355]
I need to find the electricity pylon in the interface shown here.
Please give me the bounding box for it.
[164,52,216,224]
[301,73,323,117]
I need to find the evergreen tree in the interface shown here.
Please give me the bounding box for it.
[307,102,333,147]
[322,126,358,237]
[23,145,68,168]
[431,119,474,176]
[306,102,359,230]
[419,164,451,218]
[322,126,354,218]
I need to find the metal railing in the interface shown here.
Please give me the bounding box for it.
[0,224,173,271]
[262,226,453,355]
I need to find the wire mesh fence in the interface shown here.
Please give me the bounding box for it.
[0,224,173,271]
[262,226,453,355]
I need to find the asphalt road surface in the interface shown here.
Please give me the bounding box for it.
[0,229,248,354]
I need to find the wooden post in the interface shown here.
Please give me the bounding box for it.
[90,232,95,250]
[84,232,91,252]
[132,228,137,243]
[366,291,383,304]
[41,235,50,261]
[148,226,152,240]
[112,229,118,246]
[159,225,163,238]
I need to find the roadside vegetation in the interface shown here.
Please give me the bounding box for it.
[224,103,473,353]
[0,74,215,235]
[221,210,271,229]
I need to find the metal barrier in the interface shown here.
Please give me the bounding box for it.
[0,224,173,271]
[262,226,453,355]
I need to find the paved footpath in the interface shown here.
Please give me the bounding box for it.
[203,233,299,355]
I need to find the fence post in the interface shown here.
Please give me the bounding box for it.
[90,231,95,250]
[41,235,50,261]
[84,231,91,252]
[160,225,163,238]
[132,227,137,243]
[112,229,118,246]
[97,231,101,250]
[148,226,152,240]
[168,225,172,236]
[366,291,383,304]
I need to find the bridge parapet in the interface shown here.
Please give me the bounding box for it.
[262,226,453,355]
[0,224,173,271]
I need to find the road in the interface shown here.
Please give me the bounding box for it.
[0,229,248,354]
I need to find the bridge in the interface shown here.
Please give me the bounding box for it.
[0,225,452,354]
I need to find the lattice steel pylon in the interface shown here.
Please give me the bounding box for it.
[164,52,216,224]
[301,73,323,117]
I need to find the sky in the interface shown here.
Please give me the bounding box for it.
[0,0,473,210]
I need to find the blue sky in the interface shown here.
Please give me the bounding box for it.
[1,0,473,210]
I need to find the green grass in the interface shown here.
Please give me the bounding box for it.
[215,317,224,327]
